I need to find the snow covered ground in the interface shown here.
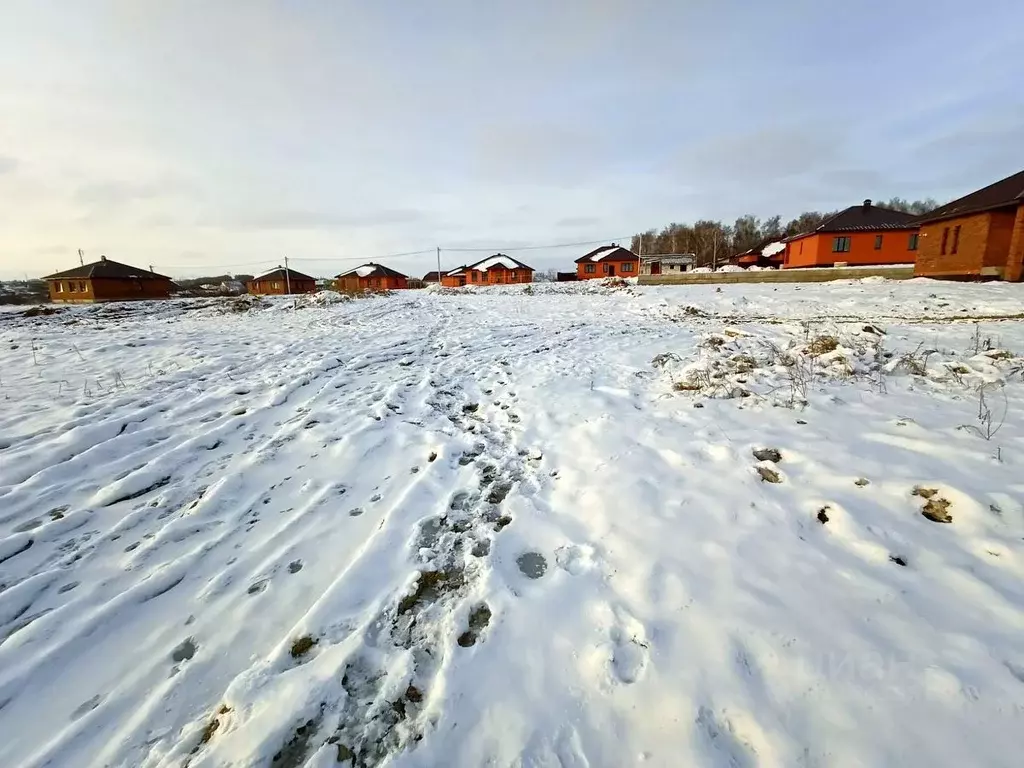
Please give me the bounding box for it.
[1,279,1023,768]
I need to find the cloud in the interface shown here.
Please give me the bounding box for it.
[676,126,844,185]
[206,208,428,232]
[470,122,611,184]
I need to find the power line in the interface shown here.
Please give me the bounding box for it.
[151,248,436,271]
[442,236,633,253]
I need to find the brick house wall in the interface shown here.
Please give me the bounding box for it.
[248,278,316,295]
[915,212,997,278]
[441,265,532,286]
[336,275,408,291]
[49,277,96,302]
[1004,205,1024,282]
[785,230,919,268]
[458,268,532,285]
[49,277,173,302]
[577,258,639,279]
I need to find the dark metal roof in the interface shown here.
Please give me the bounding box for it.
[422,271,442,282]
[813,201,919,233]
[917,170,1024,224]
[335,263,408,280]
[251,267,316,282]
[43,258,170,281]
[574,244,639,264]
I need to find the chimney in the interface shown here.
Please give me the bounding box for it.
[100,255,107,262]
[863,199,872,210]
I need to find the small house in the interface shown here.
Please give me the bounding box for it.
[914,170,1024,281]
[784,200,919,268]
[335,263,409,291]
[42,256,174,303]
[575,244,639,279]
[640,253,695,275]
[440,254,533,287]
[247,267,317,295]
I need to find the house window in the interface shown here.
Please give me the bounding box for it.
[874,235,883,250]
[56,282,63,293]
[80,281,87,292]
[951,225,961,255]
[940,227,949,255]
[908,233,919,251]
[585,264,596,274]
[832,236,851,253]
[602,263,610,274]
[273,282,281,290]
[621,262,634,273]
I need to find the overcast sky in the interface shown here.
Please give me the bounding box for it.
[1,1,1022,279]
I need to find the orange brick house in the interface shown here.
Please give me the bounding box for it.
[247,267,317,295]
[440,254,533,287]
[43,256,174,303]
[784,200,919,268]
[574,244,639,279]
[914,170,1024,281]
[335,263,409,291]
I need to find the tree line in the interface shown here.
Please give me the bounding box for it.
[630,197,940,268]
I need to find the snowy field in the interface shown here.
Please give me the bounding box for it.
[1,278,1024,768]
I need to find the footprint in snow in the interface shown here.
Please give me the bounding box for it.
[555,544,597,575]
[70,694,105,721]
[608,613,650,685]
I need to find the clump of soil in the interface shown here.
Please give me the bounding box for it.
[428,451,438,462]
[486,481,513,504]
[817,507,830,524]
[397,569,464,615]
[854,477,870,487]
[807,335,839,356]
[193,705,231,752]
[462,403,479,413]
[732,354,757,373]
[889,555,907,566]
[22,306,58,317]
[457,603,493,647]
[290,635,316,658]
[757,466,781,484]
[913,486,952,523]
[753,447,781,463]
[672,381,702,392]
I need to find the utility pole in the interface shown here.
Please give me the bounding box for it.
[712,230,719,271]
[284,256,292,295]
[78,248,84,266]
[436,246,441,281]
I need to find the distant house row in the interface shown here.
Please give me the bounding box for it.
[571,169,1024,281]
[39,169,1024,302]
[727,169,1024,279]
